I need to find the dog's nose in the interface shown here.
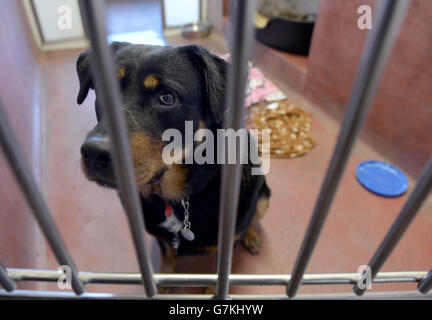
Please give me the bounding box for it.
[81,135,112,171]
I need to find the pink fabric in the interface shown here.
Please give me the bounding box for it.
[220,53,285,107]
[245,66,282,107]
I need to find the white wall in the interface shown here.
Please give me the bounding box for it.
[163,0,200,27]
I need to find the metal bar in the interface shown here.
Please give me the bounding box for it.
[1,290,431,300]
[0,99,85,295]
[354,156,432,296]
[215,0,257,300]
[6,268,428,287]
[0,262,15,292]
[77,0,157,297]
[286,0,411,298]
[418,270,432,294]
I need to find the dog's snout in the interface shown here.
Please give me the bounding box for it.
[81,135,112,171]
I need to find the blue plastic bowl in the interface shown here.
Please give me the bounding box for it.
[356,161,408,197]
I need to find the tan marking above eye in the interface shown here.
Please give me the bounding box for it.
[144,75,159,89]
[117,68,125,79]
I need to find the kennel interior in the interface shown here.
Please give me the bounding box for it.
[0,0,431,299]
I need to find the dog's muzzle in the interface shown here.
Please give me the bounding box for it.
[81,134,115,186]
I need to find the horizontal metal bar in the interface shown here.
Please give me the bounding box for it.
[288,291,432,300]
[0,99,85,295]
[216,0,257,300]
[354,155,432,296]
[418,270,432,294]
[77,0,157,297]
[0,262,15,292]
[6,268,428,287]
[1,289,431,300]
[286,0,411,299]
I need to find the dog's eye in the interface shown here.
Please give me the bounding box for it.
[158,93,176,106]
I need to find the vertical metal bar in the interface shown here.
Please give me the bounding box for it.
[199,0,209,23]
[161,0,167,31]
[0,261,15,292]
[418,270,432,294]
[77,0,157,297]
[286,0,411,298]
[354,155,432,296]
[199,0,204,22]
[215,0,257,300]
[0,99,85,295]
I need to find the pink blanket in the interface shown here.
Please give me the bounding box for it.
[221,53,287,107]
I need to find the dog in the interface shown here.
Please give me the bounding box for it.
[76,42,271,275]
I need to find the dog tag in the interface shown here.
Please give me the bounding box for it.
[159,215,182,234]
[181,228,195,241]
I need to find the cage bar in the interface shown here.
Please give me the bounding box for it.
[0,262,15,292]
[1,289,432,300]
[286,0,411,298]
[0,289,430,300]
[5,268,428,288]
[354,155,432,296]
[215,0,257,300]
[77,0,157,297]
[0,99,85,295]
[418,270,432,294]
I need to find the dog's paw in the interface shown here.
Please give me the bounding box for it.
[242,227,261,255]
[204,286,216,295]
[158,286,174,294]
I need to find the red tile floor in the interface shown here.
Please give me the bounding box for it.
[30,27,432,297]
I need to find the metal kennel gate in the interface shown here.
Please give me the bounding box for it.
[0,0,431,299]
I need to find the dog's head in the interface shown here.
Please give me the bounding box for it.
[77,42,227,203]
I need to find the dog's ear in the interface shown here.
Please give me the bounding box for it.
[76,41,132,105]
[180,45,229,124]
[76,49,92,105]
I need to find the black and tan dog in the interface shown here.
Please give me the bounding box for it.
[76,42,270,274]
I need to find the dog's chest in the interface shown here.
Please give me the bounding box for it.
[141,196,221,251]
